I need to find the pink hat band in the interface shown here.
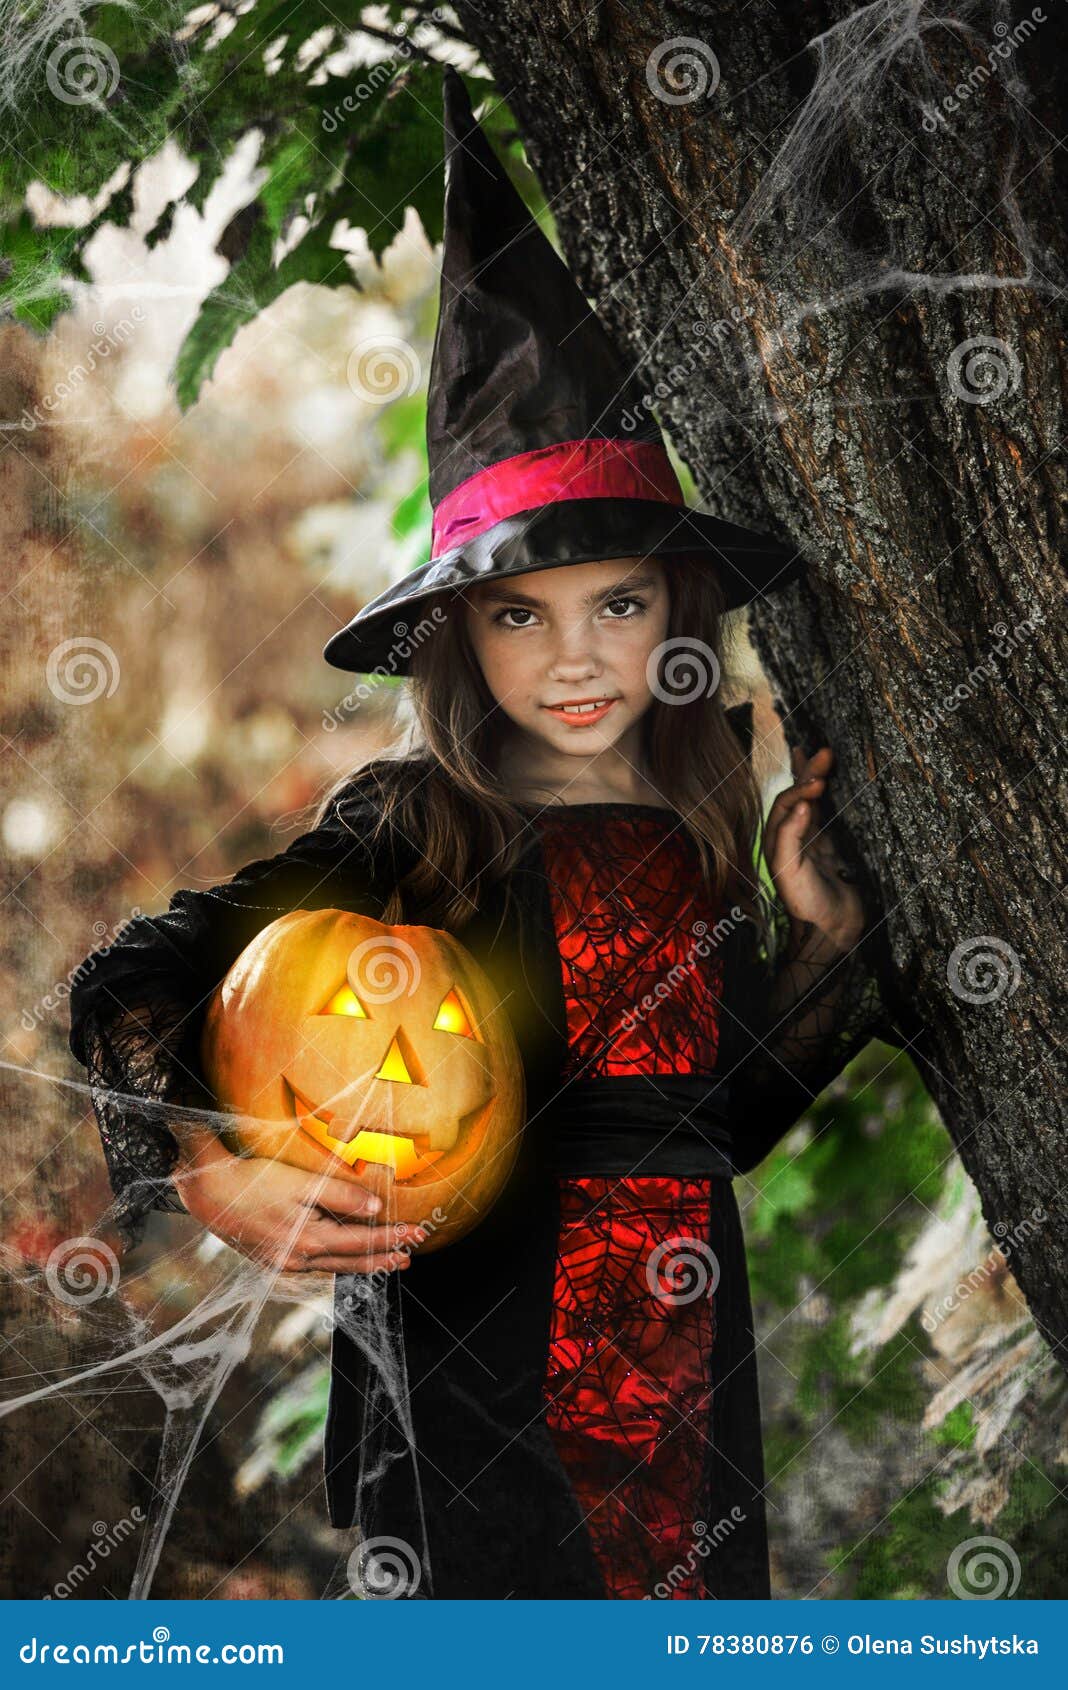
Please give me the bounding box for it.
[430,437,685,557]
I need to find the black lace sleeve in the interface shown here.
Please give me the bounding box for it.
[68,792,393,1251]
[725,896,906,1176]
[80,994,211,1251]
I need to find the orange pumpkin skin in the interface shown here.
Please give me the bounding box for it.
[200,909,524,1252]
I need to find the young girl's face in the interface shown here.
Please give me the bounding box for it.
[462,556,670,761]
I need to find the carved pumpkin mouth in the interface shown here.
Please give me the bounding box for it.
[284,1081,495,1184]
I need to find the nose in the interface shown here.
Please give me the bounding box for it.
[546,613,603,682]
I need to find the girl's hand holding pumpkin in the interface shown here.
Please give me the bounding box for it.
[763,745,867,957]
[173,1124,420,1275]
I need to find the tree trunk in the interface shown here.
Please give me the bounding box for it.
[452,0,1067,1352]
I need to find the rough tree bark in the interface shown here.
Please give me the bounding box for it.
[451,1,1067,1351]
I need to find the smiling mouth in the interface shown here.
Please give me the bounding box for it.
[285,1082,490,1182]
[541,697,619,722]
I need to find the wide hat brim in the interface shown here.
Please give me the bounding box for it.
[323,499,804,674]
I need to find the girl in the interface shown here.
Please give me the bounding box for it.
[68,70,895,1600]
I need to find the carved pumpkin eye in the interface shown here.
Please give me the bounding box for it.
[319,984,369,1018]
[433,987,474,1038]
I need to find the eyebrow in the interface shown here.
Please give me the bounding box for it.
[475,571,660,610]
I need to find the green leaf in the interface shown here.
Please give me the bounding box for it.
[171,201,359,408]
[170,216,275,408]
[391,481,431,542]
[0,211,77,330]
[342,63,446,257]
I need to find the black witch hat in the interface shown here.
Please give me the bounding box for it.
[324,67,802,675]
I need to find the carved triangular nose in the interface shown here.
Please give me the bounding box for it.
[375,1035,412,1084]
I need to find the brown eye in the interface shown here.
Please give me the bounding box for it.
[432,987,474,1037]
[319,984,368,1018]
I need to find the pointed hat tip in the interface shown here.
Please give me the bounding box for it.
[441,64,476,147]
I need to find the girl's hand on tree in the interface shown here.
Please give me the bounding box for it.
[763,745,867,956]
[175,1130,423,1275]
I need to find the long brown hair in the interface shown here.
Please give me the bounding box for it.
[313,557,763,932]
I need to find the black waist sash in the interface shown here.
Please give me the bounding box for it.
[536,1073,735,1178]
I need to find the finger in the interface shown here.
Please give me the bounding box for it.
[765,786,801,855]
[784,746,834,784]
[296,1171,386,1219]
[767,779,823,835]
[300,1217,421,1255]
[773,800,810,872]
[297,1251,412,1275]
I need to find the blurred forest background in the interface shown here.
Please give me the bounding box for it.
[1,17,1065,1602]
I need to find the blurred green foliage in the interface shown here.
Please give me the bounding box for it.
[745,1048,1065,1597]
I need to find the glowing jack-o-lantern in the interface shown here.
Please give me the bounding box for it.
[200,909,524,1251]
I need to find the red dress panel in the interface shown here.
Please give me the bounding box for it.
[532,804,725,1600]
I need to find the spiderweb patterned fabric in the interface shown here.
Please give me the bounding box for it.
[533,805,724,1600]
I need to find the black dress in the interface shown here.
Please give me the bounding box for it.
[67,761,901,1599]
